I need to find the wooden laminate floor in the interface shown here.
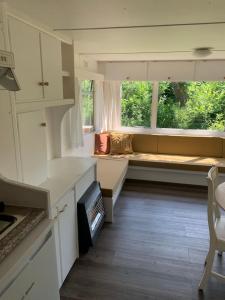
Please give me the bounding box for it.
[60,180,225,300]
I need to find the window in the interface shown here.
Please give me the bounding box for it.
[81,80,94,132]
[157,81,225,131]
[121,81,152,127]
[121,81,225,133]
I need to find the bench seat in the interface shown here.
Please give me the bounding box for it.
[95,133,225,222]
[96,153,225,173]
[96,158,128,222]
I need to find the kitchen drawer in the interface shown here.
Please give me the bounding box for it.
[75,166,95,201]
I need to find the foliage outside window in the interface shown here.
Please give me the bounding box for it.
[157,81,225,131]
[81,80,94,133]
[121,81,152,127]
[121,81,225,132]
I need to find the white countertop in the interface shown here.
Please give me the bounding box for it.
[40,157,96,207]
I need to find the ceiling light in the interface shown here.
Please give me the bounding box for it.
[193,47,213,57]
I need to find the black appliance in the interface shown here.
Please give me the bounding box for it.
[77,181,105,253]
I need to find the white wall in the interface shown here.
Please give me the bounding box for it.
[100,60,225,81]
[68,133,94,157]
[0,28,5,49]
[77,55,98,73]
[60,109,95,158]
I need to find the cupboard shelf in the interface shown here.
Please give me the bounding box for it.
[16,99,75,113]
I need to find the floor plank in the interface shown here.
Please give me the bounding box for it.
[60,180,225,300]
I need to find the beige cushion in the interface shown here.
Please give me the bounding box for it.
[157,135,223,158]
[125,153,225,172]
[110,133,133,155]
[132,134,158,153]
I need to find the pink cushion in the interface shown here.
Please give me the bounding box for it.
[94,133,110,155]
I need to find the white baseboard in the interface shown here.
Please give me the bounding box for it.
[126,166,225,186]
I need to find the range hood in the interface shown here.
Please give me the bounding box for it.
[0,50,20,91]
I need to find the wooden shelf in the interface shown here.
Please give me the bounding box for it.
[16,99,75,113]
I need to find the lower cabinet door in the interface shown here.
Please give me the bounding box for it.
[57,189,78,283]
[1,263,33,300]
[1,231,59,300]
[29,231,60,300]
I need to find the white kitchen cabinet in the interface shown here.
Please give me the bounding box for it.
[104,61,147,80]
[41,32,63,100]
[54,189,78,286]
[9,17,43,102]
[0,29,5,50]
[195,61,225,81]
[1,263,33,300]
[17,109,47,185]
[9,16,63,103]
[148,61,195,81]
[1,230,59,300]
[29,231,59,300]
[0,91,18,180]
[39,158,96,287]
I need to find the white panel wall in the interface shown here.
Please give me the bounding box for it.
[195,61,225,81]
[0,5,6,50]
[0,29,5,49]
[104,61,148,80]
[0,91,17,180]
[78,55,99,73]
[148,61,195,81]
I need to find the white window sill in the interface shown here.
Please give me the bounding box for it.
[115,126,225,137]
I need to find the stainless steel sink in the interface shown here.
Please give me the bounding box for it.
[0,207,30,240]
[0,215,17,235]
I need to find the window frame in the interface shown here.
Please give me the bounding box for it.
[119,80,225,137]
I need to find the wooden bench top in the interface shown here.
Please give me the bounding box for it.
[95,153,225,173]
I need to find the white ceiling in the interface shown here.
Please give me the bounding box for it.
[4,0,225,59]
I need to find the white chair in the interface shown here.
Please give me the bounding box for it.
[199,166,225,291]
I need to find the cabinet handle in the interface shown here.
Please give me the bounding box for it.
[38,81,45,86]
[30,231,52,260]
[58,204,68,213]
[44,81,49,86]
[25,282,35,296]
[40,122,47,127]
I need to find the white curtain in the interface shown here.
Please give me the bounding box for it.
[94,80,104,131]
[101,80,121,131]
[70,77,84,148]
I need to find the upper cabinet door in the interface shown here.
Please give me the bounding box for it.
[41,33,63,100]
[104,62,147,80]
[17,110,47,185]
[9,17,43,102]
[195,61,225,81]
[148,61,195,81]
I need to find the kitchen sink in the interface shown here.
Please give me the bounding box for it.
[0,214,17,235]
[0,206,30,240]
